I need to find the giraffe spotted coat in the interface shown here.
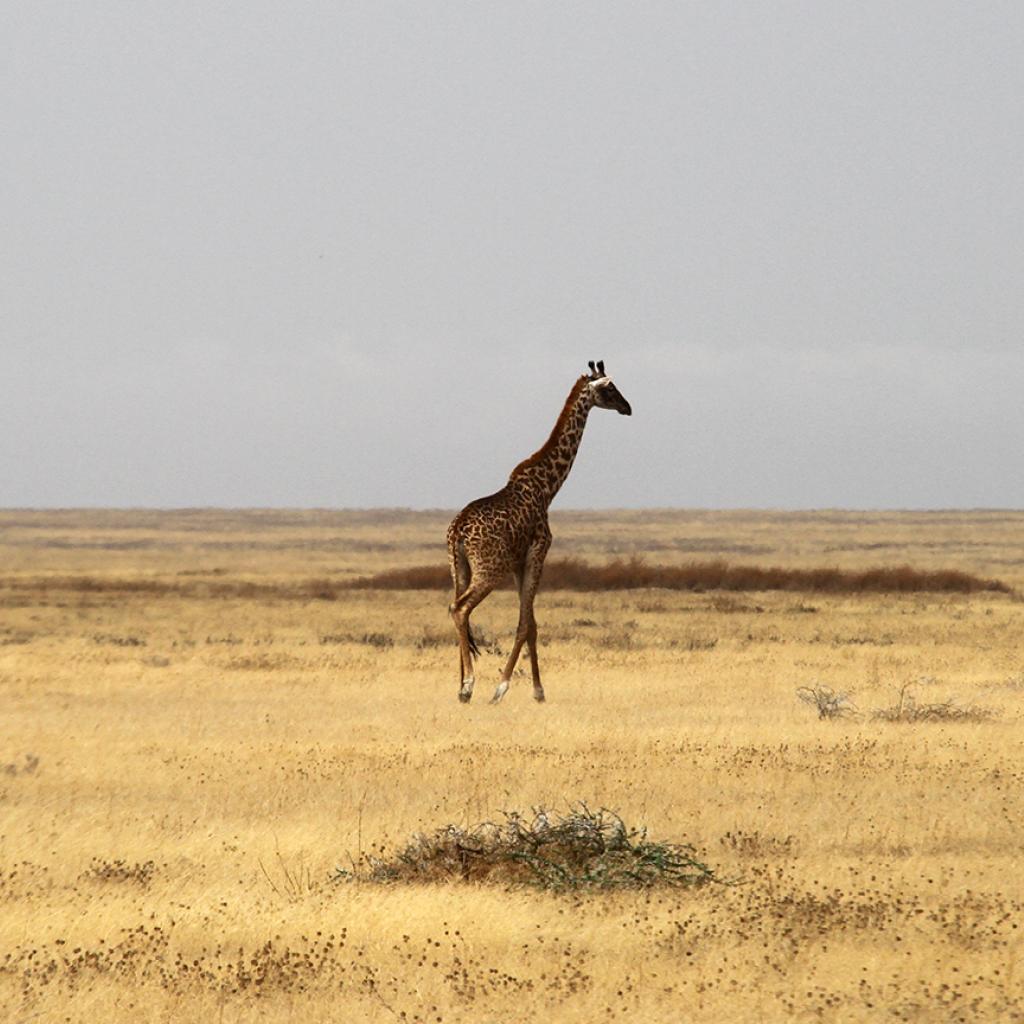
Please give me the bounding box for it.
[446,365,632,704]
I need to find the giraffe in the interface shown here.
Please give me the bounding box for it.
[446,360,632,704]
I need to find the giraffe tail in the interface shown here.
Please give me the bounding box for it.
[467,628,481,659]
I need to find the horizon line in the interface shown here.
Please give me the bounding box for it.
[2,505,1023,515]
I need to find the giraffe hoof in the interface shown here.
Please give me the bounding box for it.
[458,691,472,704]
[490,680,509,705]
[533,690,546,703]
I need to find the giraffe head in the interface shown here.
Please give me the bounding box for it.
[586,360,632,416]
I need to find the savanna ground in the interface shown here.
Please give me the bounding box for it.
[2,508,1024,1023]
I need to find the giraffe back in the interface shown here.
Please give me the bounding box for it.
[447,480,549,585]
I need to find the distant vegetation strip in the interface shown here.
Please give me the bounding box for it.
[1,558,1010,599]
[349,557,1011,594]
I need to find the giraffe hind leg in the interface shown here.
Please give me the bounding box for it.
[451,579,494,703]
[449,541,479,692]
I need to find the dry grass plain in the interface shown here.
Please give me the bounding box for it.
[2,508,1024,1023]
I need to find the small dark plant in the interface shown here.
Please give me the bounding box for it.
[92,633,146,647]
[720,830,797,858]
[80,858,156,887]
[2,754,40,777]
[468,627,503,656]
[0,632,33,645]
[673,635,718,651]
[318,632,394,648]
[360,632,394,649]
[414,627,450,649]
[710,596,764,613]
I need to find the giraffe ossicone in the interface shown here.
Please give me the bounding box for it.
[446,361,632,704]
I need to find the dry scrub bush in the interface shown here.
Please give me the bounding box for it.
[340,807,719,892]
[796,685,858,720]
[872,683,996,723]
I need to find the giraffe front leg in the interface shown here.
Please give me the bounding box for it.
[526,620,544,702]
[520,537,548,704]
[491,542,547,706]
[491,624,527,704]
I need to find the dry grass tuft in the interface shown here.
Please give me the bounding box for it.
[258,850,320,900]
[343,807,719,892]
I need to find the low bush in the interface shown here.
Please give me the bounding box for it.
[796,685,858,720]
[338,806,719,892]
[317,632,394,648]
[872,684,995,723]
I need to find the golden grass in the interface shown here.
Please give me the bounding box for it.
[2,509,1024,1022]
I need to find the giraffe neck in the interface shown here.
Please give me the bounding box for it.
[509,377,595,506]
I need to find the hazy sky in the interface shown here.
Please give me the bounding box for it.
[4,2,1023,509]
